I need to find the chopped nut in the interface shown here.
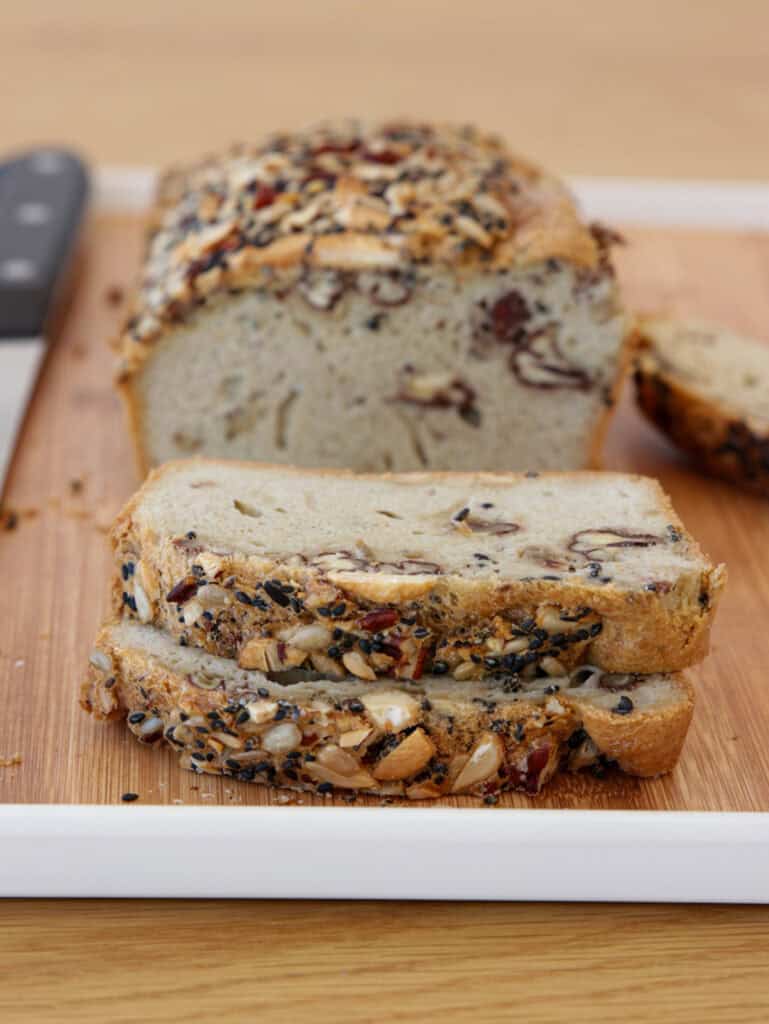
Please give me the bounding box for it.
[317,744,361,777]
[306,763,377,790]
[310,652,345,678]
[360,690,420,732]
[262,722,302,753]
[245,700,279,725]
[89,650,113,674]
[342,650,377,681]
[541,656,566,677]
[372,728,435,781]
[452,661,477,681]
[287,623,333,651]
[339,727,372,749]
[451,733,504,793]
[132,581,153,624]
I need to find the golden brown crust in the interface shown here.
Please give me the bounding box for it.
[635,324,769,497]
[82,623,694,799]
[112,461,726,676]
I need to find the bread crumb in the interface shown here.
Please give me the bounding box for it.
[0,754,21,768]
[105,284,125,307]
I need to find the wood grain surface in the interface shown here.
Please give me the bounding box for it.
[1,215,769,812]
[1,899,768,1024]
[2,0,769,179]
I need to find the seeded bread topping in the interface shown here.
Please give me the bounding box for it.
[83,622,695,799]
[636,317,769,496]
[124,120,601,348]
[113,461,725,677]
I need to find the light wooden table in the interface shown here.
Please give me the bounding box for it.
[2,3,769,1020]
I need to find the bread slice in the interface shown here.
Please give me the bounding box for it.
[118,120,630,474]
[635,317,769,496]
[113,460,725,677]
[83,621,694,799]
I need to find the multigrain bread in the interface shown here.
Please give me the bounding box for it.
[113,460,725,678]
[118,120,631,474]
[83,621,695,798]
[635,317,769,496]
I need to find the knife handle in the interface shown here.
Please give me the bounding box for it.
[0,149,89,339]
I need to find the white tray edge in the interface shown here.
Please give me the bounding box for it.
[6,170,768,902]
[93,165,769,230]
[1,805,768,901]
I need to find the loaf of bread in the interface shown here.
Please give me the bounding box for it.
[635,317,769,496]
[118,121,630,474]
[83,621,694,799]
[113,460,725,678]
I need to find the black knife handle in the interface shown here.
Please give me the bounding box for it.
[0,149,89,339]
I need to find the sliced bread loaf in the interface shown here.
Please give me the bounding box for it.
[113,460,725,677]
[83,621,694,799]
[635,317,769,496]
[118,120,630,474]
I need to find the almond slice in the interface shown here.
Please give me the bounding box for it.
[373,728,435,781]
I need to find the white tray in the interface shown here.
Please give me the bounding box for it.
[3,169,769,902]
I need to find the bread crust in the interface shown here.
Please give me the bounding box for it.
[83,623,695,799]
[635,322,769,497]
[112,461,725,676]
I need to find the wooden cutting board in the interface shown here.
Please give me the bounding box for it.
[1,213,768,811]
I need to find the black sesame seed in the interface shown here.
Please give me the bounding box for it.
[331,603,347,618]
[257,687,270,698]
[528,635,543,650]
[613,695,634,715]
[225,758,241,771]
[326,645,341,659]
[235,590,253,605]
[127,711,146,724]
[575,628,590,641]
[421,698,432,711]
[264,580,291,606]
[544,684,560,695]
[358,638,372,654]
[431,660,449,675]
[514,722,525,742]
[191,752,206,762]
[289,597,304,613]
[414,627,429,638]
[236,709,250,724]
[481,502,494,509]
[121,792,139,802]
[483,794,499,806]
[590,622,603,637]
[317,606,332,617]
[185,531,197,540]
[317,782,333,794]
[568,727,588,749]
[274,708,287,721]
[454,506,470,522]
[348,699,364,713]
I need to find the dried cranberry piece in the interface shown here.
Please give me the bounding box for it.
[253,185,277,210]
[359,609,398,632]
[490,291,530,343]
[166,576,200,604]
[312,140,360,157]
[525,745,551,793]
[362,148,402,165]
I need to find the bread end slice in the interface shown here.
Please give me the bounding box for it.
[83,622,694,800]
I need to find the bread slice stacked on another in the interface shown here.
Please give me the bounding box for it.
[83,461,724,799]
[635,317,769,497]
[117,121,630,475]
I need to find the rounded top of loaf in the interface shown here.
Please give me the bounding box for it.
[123,120,611,347]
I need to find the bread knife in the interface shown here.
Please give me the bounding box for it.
[0,148,89,494]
